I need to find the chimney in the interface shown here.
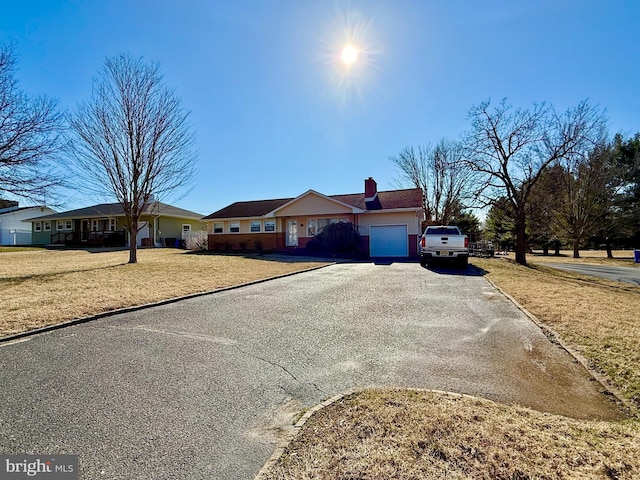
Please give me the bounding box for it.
[364,177,377,201]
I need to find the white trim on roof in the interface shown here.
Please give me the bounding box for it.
[363,207,423,214]
[265,189,365,217]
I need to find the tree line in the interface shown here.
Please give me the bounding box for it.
[392,100,639,265]
[0,43,196,263]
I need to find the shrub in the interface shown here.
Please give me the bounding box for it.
[183,230,208,250]
[315,222,361,255]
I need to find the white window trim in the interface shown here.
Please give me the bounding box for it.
[109,218,116,232]
[250,220,261,233]
[264,220,275,232]
[43,221,51,231]
[229,221,240,233]
[65,220,73,231]
[212,222,223,234]
[34,221,42,232]
[56,221,64,231]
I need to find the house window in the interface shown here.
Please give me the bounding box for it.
[229,222,240,233]
[109,219,116,232]
[317,218,331,232]
[44,221,51,231]
[213,223,223,234]
[56,221,64,231]
[264,220,275,232]
[250,221,261,233]
[182,224,191,234]
[307,219,316,237]
[91,219,99,231]
[65,220,72,230]
[34,222,42,232]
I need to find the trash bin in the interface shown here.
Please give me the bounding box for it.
[635,249,640,264]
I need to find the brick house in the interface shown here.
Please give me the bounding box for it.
[203,178,424,257]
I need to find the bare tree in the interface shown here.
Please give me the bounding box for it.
[391,139,478,224]
[546,146,614,258]
[68,54,197,263]
[0,43,62,202]
[463,99,606,265]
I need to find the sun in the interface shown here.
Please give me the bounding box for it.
[340,44,359,65]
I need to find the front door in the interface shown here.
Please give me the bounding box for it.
[286,220,298,247]
[81,220,90,241]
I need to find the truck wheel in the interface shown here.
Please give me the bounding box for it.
[420,256,428,268]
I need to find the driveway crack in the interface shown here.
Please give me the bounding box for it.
[236,346,327,395]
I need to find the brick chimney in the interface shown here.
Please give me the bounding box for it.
[364,177,377,201]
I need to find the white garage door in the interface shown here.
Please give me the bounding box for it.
[370,225,408,257]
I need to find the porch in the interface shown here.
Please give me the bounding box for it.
[50,229,127,247]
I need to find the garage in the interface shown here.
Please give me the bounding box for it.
[369,224,408,257]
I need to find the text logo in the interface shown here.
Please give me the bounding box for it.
[1,456,78,479]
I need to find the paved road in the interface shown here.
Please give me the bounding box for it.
[0,262,622,479]
[545,262,640,286]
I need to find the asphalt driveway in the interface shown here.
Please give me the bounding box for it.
[0,262,622,479]
[545,262,640,286]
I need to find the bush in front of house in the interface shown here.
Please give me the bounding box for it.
[184,230,208,250]
[313,222,361,256]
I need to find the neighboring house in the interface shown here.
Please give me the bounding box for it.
[203,178,424,257]
[0,203,57,246]
[26,201,205,247]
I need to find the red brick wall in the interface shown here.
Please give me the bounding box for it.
[208,233,284,251]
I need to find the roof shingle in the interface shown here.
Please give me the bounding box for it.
[203,188,423,219]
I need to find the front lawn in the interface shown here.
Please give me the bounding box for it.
[0,248,329,337]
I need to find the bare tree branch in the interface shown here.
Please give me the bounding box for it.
[462,98,607,265]
[0,42,63,204]
[67,54,197,263]
[390,139,479,224]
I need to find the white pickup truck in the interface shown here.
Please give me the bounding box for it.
[418,225,469,268]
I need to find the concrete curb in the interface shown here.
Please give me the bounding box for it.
[483,274,636,415]
[0,262,336,344]
[253,390,356,480]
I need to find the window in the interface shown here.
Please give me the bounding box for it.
[250,221,261,233]
[109,219,116,232]
[182,224,191,233]
[308,217,349,236]
[44,221,51,231]
[264,220,275,232]
[34,222,42,232]
[317,218,331,232]
[213,223,223,234]
[307,219,316,237]
[65,220,72,230]
[56,221,64,231]
[229,222,240,233]
[91,219,98,231]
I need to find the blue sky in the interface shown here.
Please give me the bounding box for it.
[2,1,639,215]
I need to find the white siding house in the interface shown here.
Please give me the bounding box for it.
[0,205,57,245]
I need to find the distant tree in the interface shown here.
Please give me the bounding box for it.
[484,197,516,252]
[551,144,614,258]
[0,43,62,202]
[463,98,606,265]
[610,132,640,248]
[449,209,481,240]
[68,54,197,263]
[391,139,478,224]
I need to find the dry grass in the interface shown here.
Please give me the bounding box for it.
[267,389,640,480]
[473,256,640,408]
[0,248,329,337]
[509,249,638,267]
[262,252,640,479]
